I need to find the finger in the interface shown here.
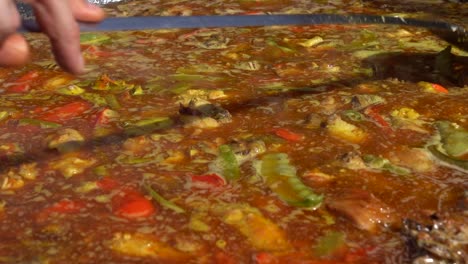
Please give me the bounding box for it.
[70,0,105,22]
[0,34,30,67]
[31,0,84,74]
[0,0,21,41]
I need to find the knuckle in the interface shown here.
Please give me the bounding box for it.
[67,25,81,40]
[0,17,20,35]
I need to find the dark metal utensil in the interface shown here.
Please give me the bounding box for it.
[19,13,466,35]
[19,13,468,49]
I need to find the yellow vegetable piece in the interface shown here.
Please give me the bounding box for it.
[327,115,367,143]
[391,107,420,120]
[108,233,188,260]
[213,203,291,251]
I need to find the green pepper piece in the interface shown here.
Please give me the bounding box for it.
[19,118,61,129]
[219,144,241,181]
[56,85,85,96]
[363,154,411,176]
[260,153,323,208]
[428,145,468,171]
[144,183,185,213]
[435,121,468,157]
[80,93,108,106]
[80,33,110,45]
[341,110,365,122]
[314,231,346,257]
[124,117,173,136]
[105,94,121,110]
[266,39,295,53]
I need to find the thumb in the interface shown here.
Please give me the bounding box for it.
[0,34,31,67]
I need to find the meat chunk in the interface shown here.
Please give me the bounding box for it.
[338,151,367,170]
[179,98,232,128]
[403,213,467,264]
[351,94,385,110]
[388,147,435,173]
[48,128,85,153]
[327,190,398,232]
[227,138,266,164]
[179,99,231,123]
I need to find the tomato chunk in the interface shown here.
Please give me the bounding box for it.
[96,177,120,191]
[6,70,40,93]
[36,199,86,222]
[37,101,92,123]
[191,173,226,188]
[112,189,155,219]
[273,128,305,142]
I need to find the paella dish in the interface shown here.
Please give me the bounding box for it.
[0,0,467,263]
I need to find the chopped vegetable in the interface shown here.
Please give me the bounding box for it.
[37,101,92,123]
[47,128,85,153]
[211,144,241,181]
[428,145,468,171]
[6,71,39,93]
[108,232,187,260]
[18,118,61,128]
[112,189,156,218]
[327,115,368,143]
[190,173,226,188]
[364,106,391,129]
[79,92,108,106]
[50,156,96,178]
[298,36,324,48]
[124,117,173,136]
[363,154,411,175]
[273,128,304,142]
[143,183,185,213]
[260,153,323,208]
[390,107,420,120]
[266,38,295,53]
[80,33,110,45]
[56,85,85,95]
[212,203,291,251]
[105,94,121,110]
[418,81,449,94]
[95,108,119,125]
[36,199,85,222]
[341,110,365,122]
[433,121,468,157]
[96,177,119,191]
[314,231,346,257]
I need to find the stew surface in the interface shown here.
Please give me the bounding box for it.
[1,0,467,263]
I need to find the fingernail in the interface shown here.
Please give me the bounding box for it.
[75,55,85,74]
[86,2,101,10]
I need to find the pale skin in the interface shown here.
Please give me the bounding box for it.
[0,0,105,74]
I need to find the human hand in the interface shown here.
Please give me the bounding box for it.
[0,0,105,74]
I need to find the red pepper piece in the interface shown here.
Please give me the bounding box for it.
[37,101,92,123]
[214,251,237,264]
[112,189,155,219]
[343,246,374,262]
[364,106,391,129]
[6,70,40,93]
[430,83,449,94]
[84,45,117,58]
[191,173,226,188]
[254,252,278,264]
[94,108,116,125]
[273,128,305,142]
[36,199,86,222]
[96,177,119,191]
